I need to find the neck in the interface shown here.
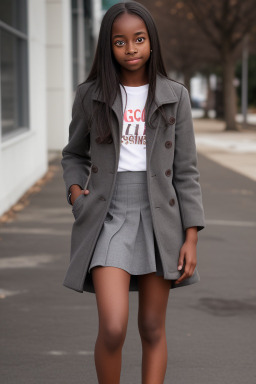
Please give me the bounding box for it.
[120,68,148,87]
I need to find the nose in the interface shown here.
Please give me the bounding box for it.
[125,42,137,55]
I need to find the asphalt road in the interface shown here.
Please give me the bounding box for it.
[0,155,256,384]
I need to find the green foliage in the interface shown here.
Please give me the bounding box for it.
[102,0,120,11]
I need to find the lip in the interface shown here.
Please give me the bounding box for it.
[125,58,142,64]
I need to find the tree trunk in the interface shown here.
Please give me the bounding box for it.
[203,74,211,118]
[215,77,224,119]
[222,49,238,131]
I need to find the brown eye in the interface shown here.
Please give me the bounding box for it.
[115,40,125,47]
[136,37,145,43]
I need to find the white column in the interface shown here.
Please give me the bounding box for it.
[46,0,72,151]
[77,0,86,83]
[91,0,103,50]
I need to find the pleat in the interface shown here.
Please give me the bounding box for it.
[106,189,141,271]
[88,171,159,276]
[135,206,156,272]
[88,183,128,272]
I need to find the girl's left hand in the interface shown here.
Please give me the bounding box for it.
[175,240,197,285]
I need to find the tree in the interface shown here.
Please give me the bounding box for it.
[138,0,218,91]
[185,0,256,130]
[137,0,256,130]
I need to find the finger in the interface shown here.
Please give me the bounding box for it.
[175,262,191,284]
[176,261,196,284]
[188,263,196,277]
[175,271,188,285]
[177,250,185,271]
[83,189,90,195]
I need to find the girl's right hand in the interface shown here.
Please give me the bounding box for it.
[70,185,90,205]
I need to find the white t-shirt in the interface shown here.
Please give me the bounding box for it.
[117,84,149,172]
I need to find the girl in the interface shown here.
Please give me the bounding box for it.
[61,2,205,383]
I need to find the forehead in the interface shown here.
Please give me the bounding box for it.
[112,13,147,36]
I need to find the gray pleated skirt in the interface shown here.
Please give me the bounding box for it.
[88,171,164,290]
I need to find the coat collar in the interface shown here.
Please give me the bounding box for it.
[92,74,179,131]
[92,73,179,110]
[154,74,179,105]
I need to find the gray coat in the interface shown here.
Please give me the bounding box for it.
[61,74,205,293]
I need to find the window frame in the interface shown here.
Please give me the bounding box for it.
[0,6,29,143]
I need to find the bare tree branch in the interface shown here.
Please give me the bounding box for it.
[185,0,221,50]
[226,1,243,36]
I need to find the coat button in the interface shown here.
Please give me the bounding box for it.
[99,196,106,201]
[92,165,98,173]
[165,140,172,148]
[165,169,171,177]
[169,116,176,125]
[169,198,175,206]
[107,137,113,144]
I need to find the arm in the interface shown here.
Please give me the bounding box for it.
[61,85,92,205]
[172,86,205,283]
[172,86,205,232]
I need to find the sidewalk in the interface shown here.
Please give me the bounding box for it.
[1,127,256,383]
[194,118,256,182]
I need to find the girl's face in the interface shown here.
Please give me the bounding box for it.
[111,12,151,81]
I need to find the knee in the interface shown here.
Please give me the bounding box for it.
[138,316,164,345]
[99,321,127,352]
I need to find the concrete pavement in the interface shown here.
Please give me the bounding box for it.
[1,119,256,384]
[194,118,256,182]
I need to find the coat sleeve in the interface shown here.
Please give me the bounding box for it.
[61,85,91,205]
[172,85,205,232]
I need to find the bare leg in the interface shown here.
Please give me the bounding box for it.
[137,273,172,384]
[91,266,131,384]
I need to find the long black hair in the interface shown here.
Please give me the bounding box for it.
[84,1,170,143]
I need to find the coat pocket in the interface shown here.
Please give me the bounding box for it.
[72,194,85,219]
[104,211,113,223]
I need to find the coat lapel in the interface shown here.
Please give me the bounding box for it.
[92,86,123,164]
[145,75,179,167]
[147,74,179,121]
[111,92,123,162]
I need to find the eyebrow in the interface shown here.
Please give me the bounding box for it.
[112,31,146,39]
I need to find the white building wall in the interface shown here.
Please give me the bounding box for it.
[46,0,72,151]
[0,0,48,216]
[0,0,102,216]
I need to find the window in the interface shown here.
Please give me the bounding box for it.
[0,0,29,141]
